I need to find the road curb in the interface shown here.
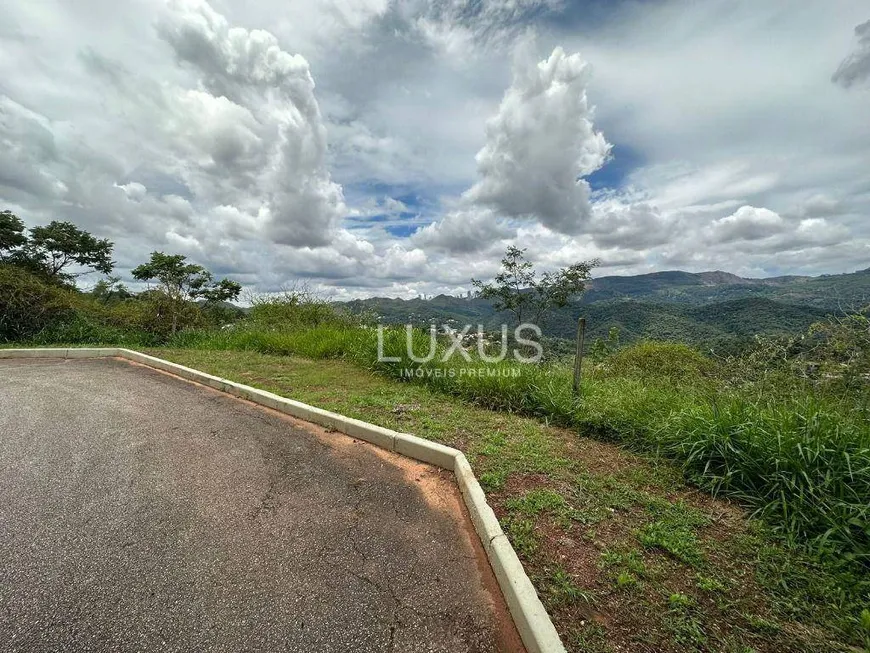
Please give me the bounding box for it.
[2,347,566,653]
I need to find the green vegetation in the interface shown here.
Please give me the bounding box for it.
[3,214,869,651]
[472,245,597,325]
[131,252,241,336]
[342,268,870,352]
[0,213,243,344]
[1,211,114,282]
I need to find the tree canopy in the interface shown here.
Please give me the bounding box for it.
[1,214,114,281]
[132,252,241,303]
[27,221,115,279]
[132,252,242,334]
[0,210,27,257]
[472,246,597,326]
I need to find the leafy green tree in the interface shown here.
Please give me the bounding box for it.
[24,221,114,280]
[472,246,598,326]
[131,252,242,335]
[91,275,131,304]
[590,326,621,361]
[0,210,27,259]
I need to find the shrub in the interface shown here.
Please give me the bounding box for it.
[603,341,716,381]
[248,289,368,330]
[28,311,152,346]
[0,264,77,341]
[128,294,205,339]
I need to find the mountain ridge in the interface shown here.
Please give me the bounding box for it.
[339,267,869,351]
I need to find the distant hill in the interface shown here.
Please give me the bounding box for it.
[580,268,870,308]
[340,268,869,351]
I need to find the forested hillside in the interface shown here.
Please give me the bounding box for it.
[341,268,869,349]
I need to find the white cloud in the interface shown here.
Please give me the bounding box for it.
[588,201,676,249]
[413,208,514,253]
[157,0,346,247]
[117,182,147,202]
[464,46,611,234]
[707,206,786,243]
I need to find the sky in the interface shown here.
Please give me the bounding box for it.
[1,0,869,299]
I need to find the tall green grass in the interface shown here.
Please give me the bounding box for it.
[664,397,870,559]
[169,322,870,565]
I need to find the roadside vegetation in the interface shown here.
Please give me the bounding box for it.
[2,213,869,651]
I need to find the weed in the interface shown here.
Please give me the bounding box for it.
[665,592,707,648]
[743,613,780,636]
[545,568,596,607]
[668,593,694,610]
[478,471,505,491]
[614,571,639,590]
[569,622,613,653]
[638,500,709,566]
[696,575,726,592]
[505,489,570,521]
[600,549,647,577]
[503,517,539,558]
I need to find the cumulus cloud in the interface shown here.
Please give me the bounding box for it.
[589,201,676,249]
[707,206,786,243]
[833,19,870,88]
[157,0,346,247]
[700,207,848,255]
[413,208,514,253]
[2,0,870,298]
[116,182,147,202]
[464,46,611,234]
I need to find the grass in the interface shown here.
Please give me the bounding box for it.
[146,347,869,652]
[164,324,870,572]
[638,500,710,566]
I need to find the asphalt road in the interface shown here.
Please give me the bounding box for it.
[0,358,523,652]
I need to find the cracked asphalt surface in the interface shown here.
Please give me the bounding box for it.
[0,358,524,652]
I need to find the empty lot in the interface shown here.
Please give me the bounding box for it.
[0,358,521,652]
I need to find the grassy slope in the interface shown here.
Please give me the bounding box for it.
[150,348,866,653]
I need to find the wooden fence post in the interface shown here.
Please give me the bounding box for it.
[573,317,586,397]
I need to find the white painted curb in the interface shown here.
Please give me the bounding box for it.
[2,348,566,653]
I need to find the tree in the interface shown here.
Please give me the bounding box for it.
[91,275,131,304]
[131,252,242,335]
[0,210,27,259]
[472,246,598,326]
[25,221,115,280]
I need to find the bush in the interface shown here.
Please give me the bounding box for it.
[602,341,716,381]
[0,264,208,345]
[248,290,367,330]
[0,264,77,341]
[126,294,205,339]
[28,311,153,346]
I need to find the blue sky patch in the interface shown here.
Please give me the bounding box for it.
[587,143,644,191]
[385,224,420,238]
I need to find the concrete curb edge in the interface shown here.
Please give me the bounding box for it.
[2,348,566,653]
